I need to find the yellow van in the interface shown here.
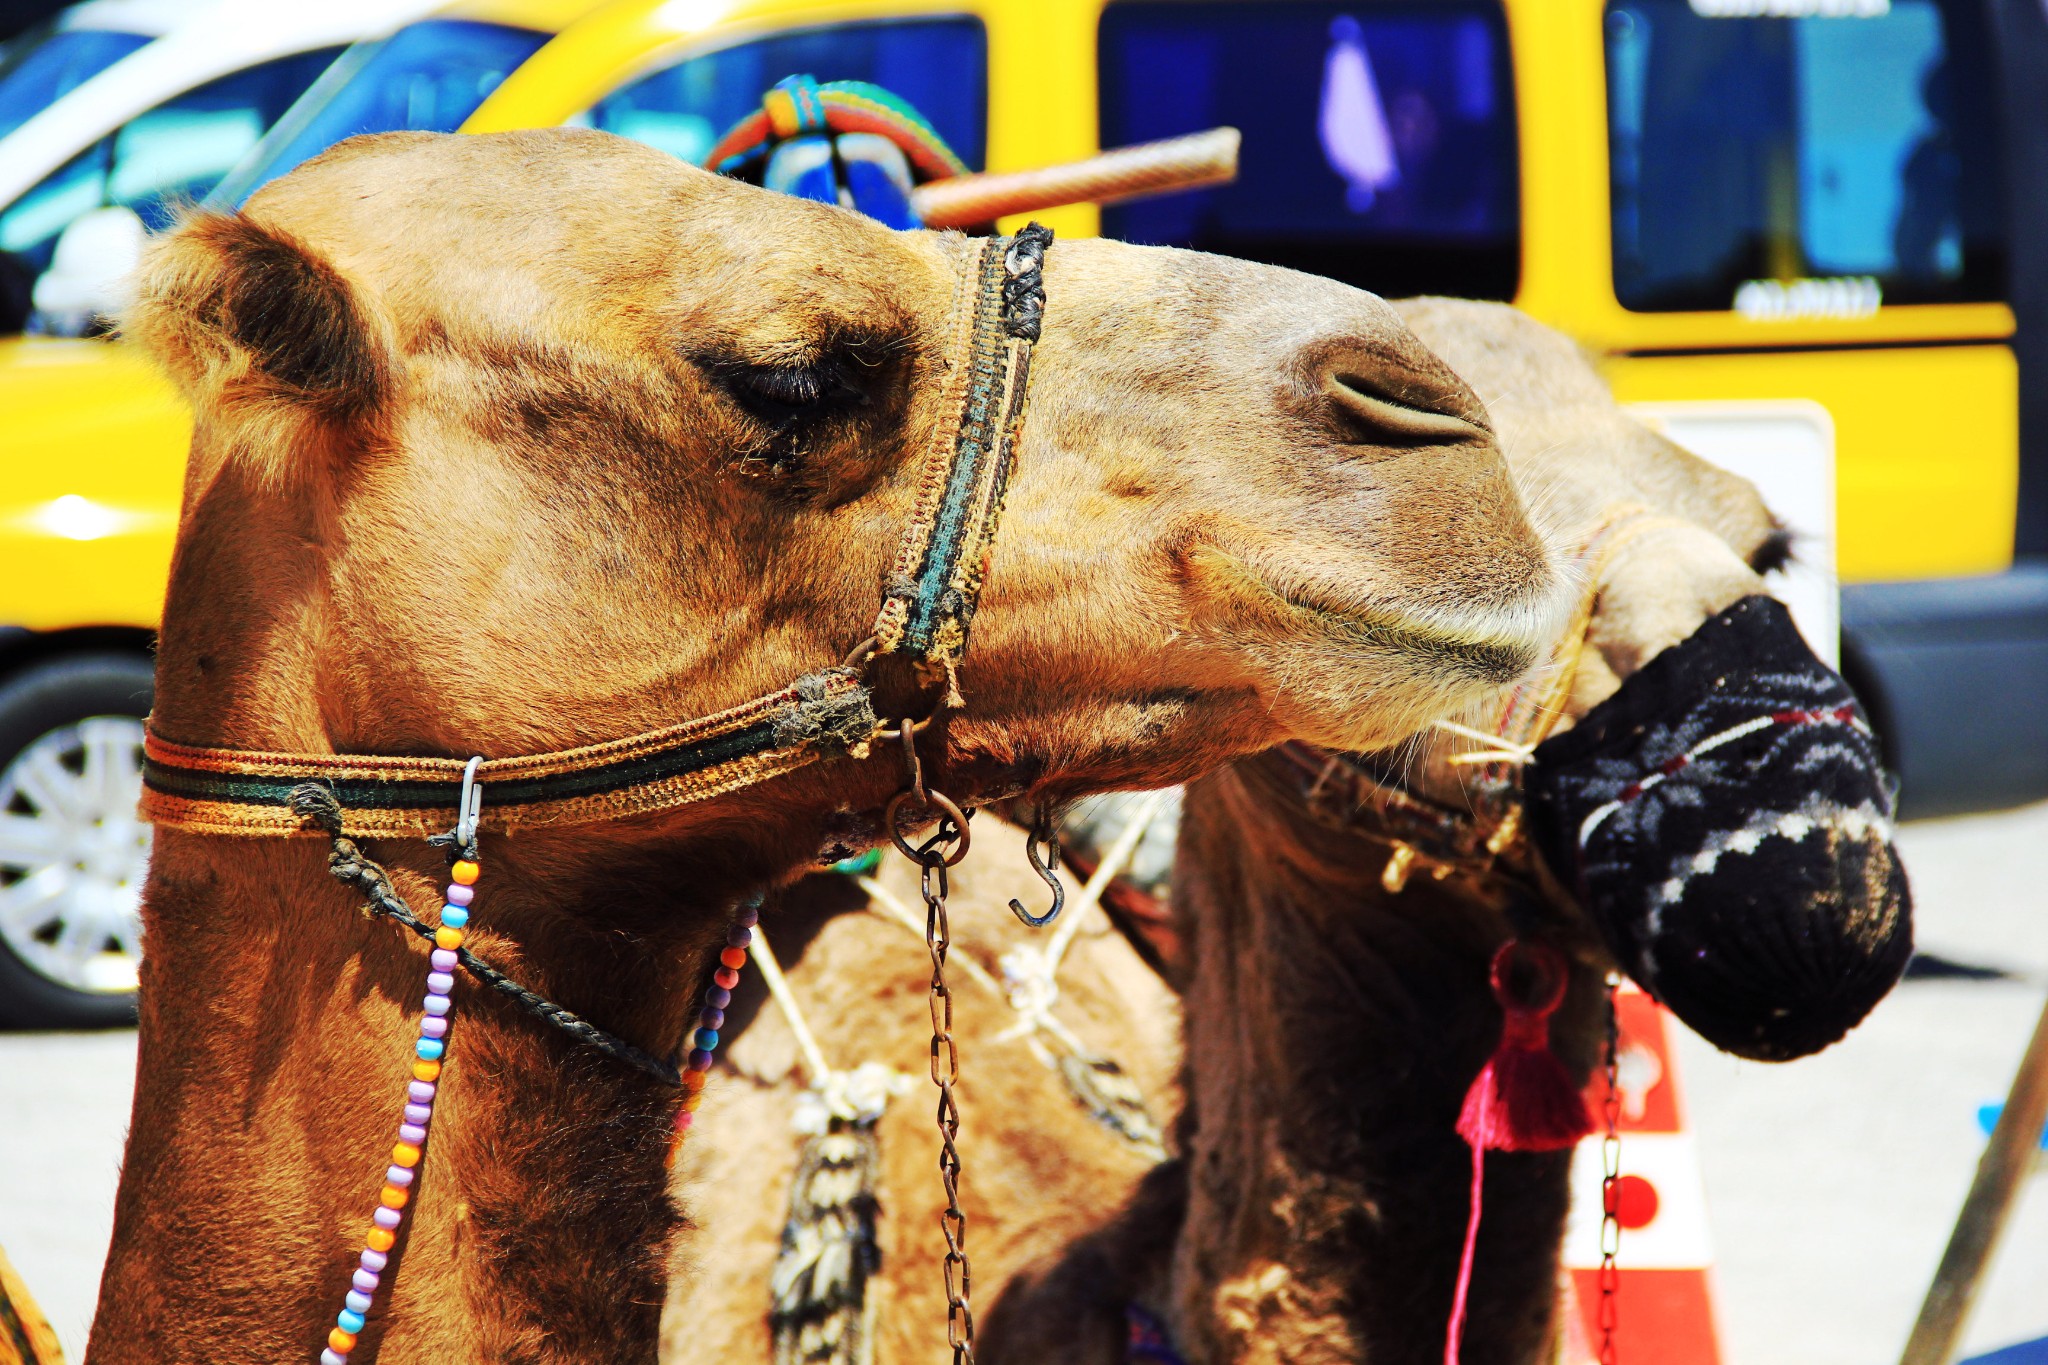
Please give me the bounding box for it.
[0,0,599,1027]
[462,0,2048,822]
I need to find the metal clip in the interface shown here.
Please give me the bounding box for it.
[456,756,484,847]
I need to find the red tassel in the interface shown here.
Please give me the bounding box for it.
[1446,940,1590,1365]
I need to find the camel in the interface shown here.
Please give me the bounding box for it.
[669,299,1905,1365]
[981,298,1908,1365]
[97,128,1564,1365]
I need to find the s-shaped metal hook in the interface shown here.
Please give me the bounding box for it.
[1008,804,1066,928]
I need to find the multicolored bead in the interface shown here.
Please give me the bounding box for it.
[320,856,477,1364]
[663,899,759,1170]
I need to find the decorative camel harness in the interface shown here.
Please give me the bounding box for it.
[138,225,1054,1365]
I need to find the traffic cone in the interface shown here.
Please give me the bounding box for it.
[1558,983,1725,1365]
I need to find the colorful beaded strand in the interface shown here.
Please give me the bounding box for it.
[319,853,478,1365]
[668,898,760,1166]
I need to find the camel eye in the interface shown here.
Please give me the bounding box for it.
[712,357,864,431]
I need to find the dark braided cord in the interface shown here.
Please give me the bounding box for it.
[289,783,683,1088]
[1000,223,1052,341]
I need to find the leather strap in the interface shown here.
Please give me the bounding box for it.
[142,669,874,838]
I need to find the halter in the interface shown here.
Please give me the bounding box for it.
[139,224,1051,840]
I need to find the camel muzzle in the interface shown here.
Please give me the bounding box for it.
[1525,593,1914,1062]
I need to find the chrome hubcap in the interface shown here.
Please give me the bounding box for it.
[0,717,150,995]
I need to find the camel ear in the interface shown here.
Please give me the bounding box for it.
[124,212,388,471]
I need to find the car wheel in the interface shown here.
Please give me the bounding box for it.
[0,653,153,1028]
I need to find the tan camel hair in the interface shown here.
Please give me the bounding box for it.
[985,299,1788,1365]
[97,129,1563,1365]
[664,299,1786,1365]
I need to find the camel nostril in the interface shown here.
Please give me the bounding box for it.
[1322,370,1489,448]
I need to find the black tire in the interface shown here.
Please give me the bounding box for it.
[0,652,153,1029]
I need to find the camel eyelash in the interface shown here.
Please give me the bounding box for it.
[707,357,867,433]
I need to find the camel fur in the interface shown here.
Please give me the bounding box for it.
[668,299,1797,1365]
[98,129,1562,1365]
[984,299,1795,1365]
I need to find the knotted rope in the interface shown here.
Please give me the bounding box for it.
[289,783,683,1088]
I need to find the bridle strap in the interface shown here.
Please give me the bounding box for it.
[873,225,1050,689]
[142,669,876,839]
[140,226,1053,840]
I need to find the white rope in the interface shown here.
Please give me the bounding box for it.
[749,923,909,1132]
[858,875,1009,998]
[748,925,833,1088]
[1432,717,1540,768]
[1044,790,1171,978]
[856,790,1168,1057]
[861,808,1168,1151]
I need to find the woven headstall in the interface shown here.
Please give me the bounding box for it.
[139,225,1052,839]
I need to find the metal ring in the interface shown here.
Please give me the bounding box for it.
[873,713,938,743]
[1490,938,1569,1014]
[886,787,972,866]
[841,636,879,670]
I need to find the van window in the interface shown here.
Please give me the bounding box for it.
[0,47,341,271]
[587,17,987,171]
[1098,1,1520,300]
[0,24,152,141]
[1605,0,2004,315]
[212,21,556,208]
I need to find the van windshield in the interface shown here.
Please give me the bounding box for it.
[0,25,153,142]
[1097,1,1519,300]
[209,20,553,208]
[1605,0,2004,315]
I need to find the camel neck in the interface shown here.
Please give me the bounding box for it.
[88,828,733,1364]
[1165,756,1574,1365]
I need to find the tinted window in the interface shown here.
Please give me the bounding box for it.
[211,21,554,209]
[0,25,152,141]
[1099,1,1519,299]
[588,18,987,171]
[0,47,341,270]
[1606,0,2004,314]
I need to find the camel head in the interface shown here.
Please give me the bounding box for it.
[126,129,1561,847]
[1077,304,1905,1365]
[1398,298,1910,1063]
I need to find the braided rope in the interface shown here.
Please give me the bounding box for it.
[289,784,683,1088]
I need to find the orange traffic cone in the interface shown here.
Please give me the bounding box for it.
[1559,983,1725,1365]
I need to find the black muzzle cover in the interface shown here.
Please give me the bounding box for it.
[1526,595,1912,1061]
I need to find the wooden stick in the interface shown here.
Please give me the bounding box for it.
[912,127,1240,229]
[1898,987,2048,1365]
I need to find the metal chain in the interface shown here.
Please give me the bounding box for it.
[919,837,974,1362]
[1598,971,1623,1365]
[884,716,977,1363]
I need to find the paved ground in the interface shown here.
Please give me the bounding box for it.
[2,806,2045,1364]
